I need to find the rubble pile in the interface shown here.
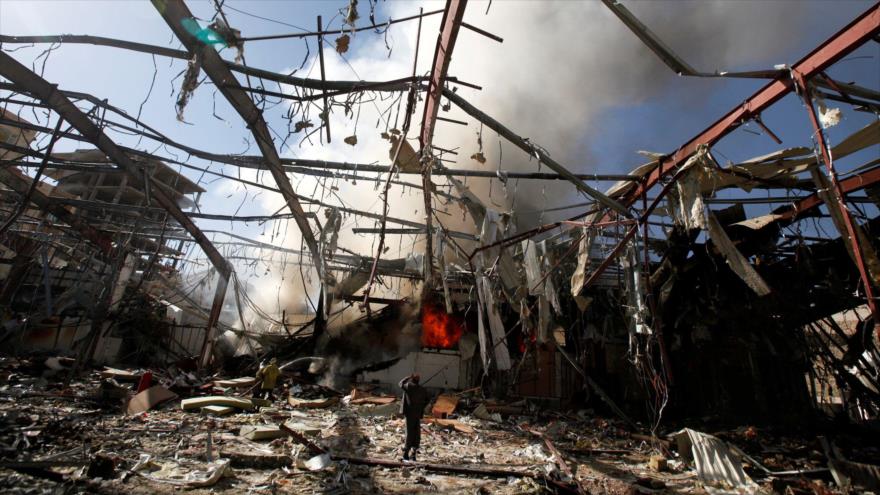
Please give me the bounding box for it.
[0,357,877,494]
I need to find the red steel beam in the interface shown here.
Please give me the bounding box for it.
[419,0,467,152]
[620,3,880,207]
[418,0,467,287]
[786,165,880,220]
[795,72,877,318]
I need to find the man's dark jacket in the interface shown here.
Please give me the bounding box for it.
[399,376,428,417]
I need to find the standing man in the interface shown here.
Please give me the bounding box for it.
[399,373,428,461]
[254,357,281,401]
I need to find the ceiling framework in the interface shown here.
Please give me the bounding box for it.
[578,3,880,332]
[151,0,320,277]
[0,50,233,364]
[0,0,877,396]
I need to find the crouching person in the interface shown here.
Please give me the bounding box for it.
[254,358,280,401]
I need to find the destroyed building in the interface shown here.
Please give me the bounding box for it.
[0,0,878,493]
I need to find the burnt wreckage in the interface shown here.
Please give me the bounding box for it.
[0,1,878,493]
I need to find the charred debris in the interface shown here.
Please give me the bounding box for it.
[0,0,879,493]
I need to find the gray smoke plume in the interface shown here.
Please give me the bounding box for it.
[309,301,422,389]
[239,0,832,320]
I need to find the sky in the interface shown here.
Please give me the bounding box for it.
[1,0,878,318]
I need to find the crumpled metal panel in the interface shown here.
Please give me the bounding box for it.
[674,428,759,495]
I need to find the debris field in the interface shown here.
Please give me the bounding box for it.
[0,0,878,493]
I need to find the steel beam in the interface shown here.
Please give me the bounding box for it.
[795,73,878,319]
[785,165,880,221]
[151,0,321,272]
[0,92,641,181]
[442,89,632,216]
[0,34,413,94]
[420,0,467,152]
[419,0,468,287]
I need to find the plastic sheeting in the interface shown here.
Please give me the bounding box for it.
[522,239,543,296]
[570,226,594,297]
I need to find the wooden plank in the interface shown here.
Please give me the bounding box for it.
[430,393,459,418]
[127,386,177,415]
[425,418,474,434]
[101,367,141,382]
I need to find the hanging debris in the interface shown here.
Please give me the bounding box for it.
[344,0,359,29]
[176,52,202,121]
[208,18,245,63]
[335,34,351,54]
[294,120,314,132]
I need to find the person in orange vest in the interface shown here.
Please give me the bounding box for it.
[254,358,281,401]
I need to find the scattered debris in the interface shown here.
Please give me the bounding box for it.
[294,120,314,132]
[239,424,287,441]
[304,453,332,471]
[132,454,230,487]
[0,2,878,495]
[649,454,667,472]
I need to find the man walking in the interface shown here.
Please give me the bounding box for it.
[399,373,428,461]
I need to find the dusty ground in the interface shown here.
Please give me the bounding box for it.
[0,357,874,494]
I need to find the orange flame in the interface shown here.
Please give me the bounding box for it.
[421,302,464,349]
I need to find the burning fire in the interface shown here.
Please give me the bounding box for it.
[421,302,464,349]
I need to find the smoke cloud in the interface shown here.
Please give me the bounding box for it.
[237,0,816,318]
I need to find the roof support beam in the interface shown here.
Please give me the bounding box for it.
[795,74,878,320]
[1,83,642,182]
[419,0,468,287]
[420,0,467,153]
[151,0,321,273]
[442,88,632,216]
[787,165,880,220]
[0,34,412,94]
